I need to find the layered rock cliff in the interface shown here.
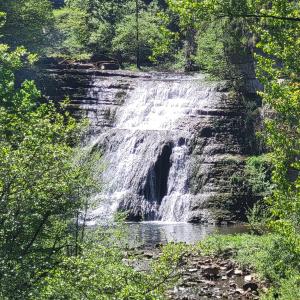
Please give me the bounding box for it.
[31,60,261,224]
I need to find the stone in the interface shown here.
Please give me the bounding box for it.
[234,269,243,276]
[226,269,234,276]
[143,251,155,259]
[202,265,220,278]
[243,282,259,291]
[98,62,120,70]
[234,288,245,295]
[244,274,253,282]
[188,268,198,273]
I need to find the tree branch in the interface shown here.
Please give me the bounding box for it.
[217,14,300,22]
[21,211,51,256]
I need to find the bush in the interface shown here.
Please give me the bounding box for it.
[0,45,98,299]
[262,274,300,300]
[196,233,300,299]
[33,226,187,300]
[244,155,273,196]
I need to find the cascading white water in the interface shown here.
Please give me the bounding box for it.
[88,74,219,224]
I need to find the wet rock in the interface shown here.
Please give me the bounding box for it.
[97,62,120,70]
[34,58,260,223]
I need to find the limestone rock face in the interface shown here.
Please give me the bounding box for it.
[33,61,260,223]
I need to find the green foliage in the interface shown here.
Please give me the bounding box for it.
[149,9,181,65]
[244,155,273,196]
[49,0,178,66]
[262,273,300,300]
[242,0,300,269]
[88,20,115,57]
[66,0,130,58]
[33,228,186,300]
[172,0,299,262]
[168,0,251,79]
[229,155,273,206]
[198,234,300,286]
[195,21,228,78]
[112,3,165,64]
[169,2,300,295]
[0,44,185,300]
[0,0,54,53]
[197,234,273,267]
[251,1,300,269]
[51,8,91,59]
[246,201,270,235]
[0,44,99,299]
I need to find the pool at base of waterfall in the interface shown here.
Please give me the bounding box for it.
[124,222,248,248]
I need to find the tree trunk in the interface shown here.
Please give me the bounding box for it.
[135,0,141,69]
[184,27,198,72]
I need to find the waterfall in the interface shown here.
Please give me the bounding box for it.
[87,73,221,224]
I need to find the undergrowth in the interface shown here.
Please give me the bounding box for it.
[194,234,300,300]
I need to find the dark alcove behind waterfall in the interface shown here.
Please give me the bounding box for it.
[143,144,173,213]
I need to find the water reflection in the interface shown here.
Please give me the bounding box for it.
[125,222,248,248]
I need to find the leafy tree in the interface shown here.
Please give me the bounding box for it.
[65,0,131,59]
[112,2,165,66]
[253,0,300,254]
[0,44,98,299]
[194,20,229,78]
[50,7,91,59]
[167,0,252,78]
[0,0,54,54]
[52,0,173,65]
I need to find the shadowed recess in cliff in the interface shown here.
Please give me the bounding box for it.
[143,144,173,205]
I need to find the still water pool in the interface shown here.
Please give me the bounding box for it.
[125,222,248,248]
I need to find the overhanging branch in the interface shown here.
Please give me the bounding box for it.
[217,14,300,22]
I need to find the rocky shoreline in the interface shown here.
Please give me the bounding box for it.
[126,246,267,300]
[167,251,264,300]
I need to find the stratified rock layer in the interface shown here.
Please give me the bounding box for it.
[33,61,260,223]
